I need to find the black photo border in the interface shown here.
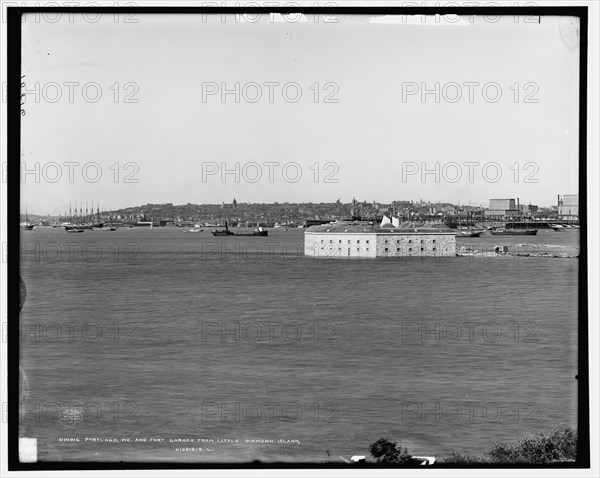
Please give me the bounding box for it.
[6,4,590,471]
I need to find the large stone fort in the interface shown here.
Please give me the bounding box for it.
[304,222,456,258]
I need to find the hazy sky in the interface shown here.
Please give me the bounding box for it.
[20,13,580,214]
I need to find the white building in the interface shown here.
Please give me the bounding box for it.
[304,223,456,258]
[558,194,578,220]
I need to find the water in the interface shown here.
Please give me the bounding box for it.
[18,227,579,462]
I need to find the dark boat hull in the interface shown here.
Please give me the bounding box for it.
[212,231,268,237]
[64,223,104,231]
[234,231,269,237]
[212,223,268,236]
[20,225,34,230]
[490,229,538,235]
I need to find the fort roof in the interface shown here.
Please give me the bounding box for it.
[305,223,454,234]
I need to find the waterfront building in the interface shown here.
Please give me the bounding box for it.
[558,194,578,220]
[519,204,539,215]
[487,198,516,216]
[304,223,456,258]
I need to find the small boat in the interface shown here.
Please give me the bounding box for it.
[66,228,84,233]
[92,226,119,231]
[490,227,538,236]
[20,206,34,230]
[550,223,580,231]
[455,229,482,237]
[212,222,268,237]
[64,223,104,231]
[455,226,485,237]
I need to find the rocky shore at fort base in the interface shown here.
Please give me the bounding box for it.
[457,246,579,259]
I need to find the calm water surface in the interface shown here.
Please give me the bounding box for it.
[18,227,580,462]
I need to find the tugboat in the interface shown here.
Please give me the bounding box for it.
[212,221,235,236]
[212,221,268,237]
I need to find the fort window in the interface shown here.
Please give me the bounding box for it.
[384,247,388,252]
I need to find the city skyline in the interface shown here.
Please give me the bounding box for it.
[22,194,574,218]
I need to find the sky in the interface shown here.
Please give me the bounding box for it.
[19,13,581,215]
